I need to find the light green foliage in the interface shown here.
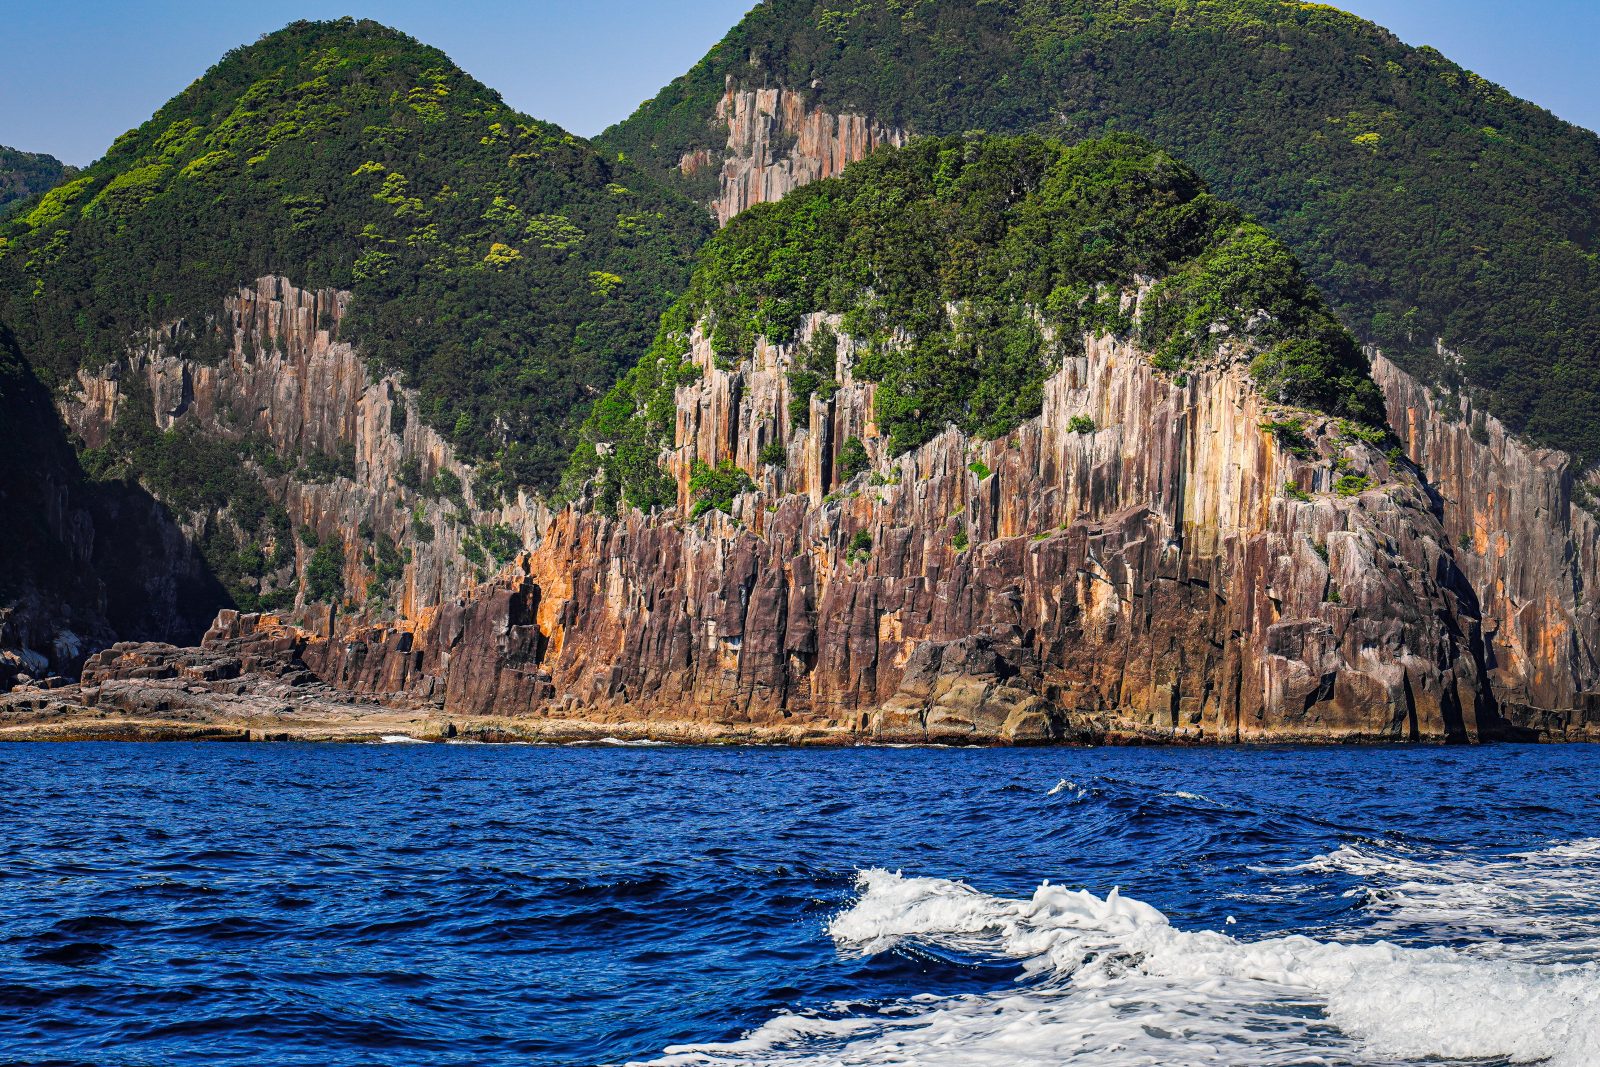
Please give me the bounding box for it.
[19,176,93,230]
[968,459,992,479]
[952,528,969,552]
[1338,419,1388,446]
[1335,473,1374,497]
[525,213,584,249]
[1284,480,1313,502]
[571,134,1382,495]
[482,242,522,268]
[688,458,756,518]
[0,18,710,492]
[836,436,870,479]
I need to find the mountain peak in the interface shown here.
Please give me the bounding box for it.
[604,0,1600,464]
[0,17,709,492]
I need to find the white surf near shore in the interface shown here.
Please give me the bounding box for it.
[639,847,1600,1067]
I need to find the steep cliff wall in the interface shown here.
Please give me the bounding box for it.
[685,81,905,225]
[1374,353,1600,723]
[287,309,1522,743]
[61,277,549,631]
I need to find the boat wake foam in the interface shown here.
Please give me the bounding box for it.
[1292,838,1600,963]
[638,864,1600,1066]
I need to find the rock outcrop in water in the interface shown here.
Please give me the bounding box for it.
[307,312,1502,743]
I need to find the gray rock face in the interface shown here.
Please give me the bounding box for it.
[1374,353,1600,732]
[62,276,551,627]
[684,81,906,225]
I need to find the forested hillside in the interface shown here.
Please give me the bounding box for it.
[0,18,709,492]
[567,133,1383,512]
[0,146,75,216]
[604,0,1600,462]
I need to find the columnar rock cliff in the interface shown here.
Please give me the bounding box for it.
[155,306,1528,744]
[683,81,905,225]
[19,306,1600,741]
[62,277,548,629]
[1373,354,1600,723]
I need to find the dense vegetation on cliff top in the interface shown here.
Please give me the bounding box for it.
[0,146,76,217]
[604,0,1600,463]
[566,133,1381,513]
[0,18,709,492]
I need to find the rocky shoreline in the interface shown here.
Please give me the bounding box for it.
[3,607,1596,746]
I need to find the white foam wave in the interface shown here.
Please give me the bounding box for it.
[638,869,1600,1067]
[1292,838,1600,962]
[377,734,429,744]
[1046,778,1088,800]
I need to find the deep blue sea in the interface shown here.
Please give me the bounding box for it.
[1,743,1597,1066]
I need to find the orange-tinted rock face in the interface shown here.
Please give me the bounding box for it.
[295,312,1554,742]
[23,275,1600,743]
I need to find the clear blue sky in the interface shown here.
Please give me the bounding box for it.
[2,1,1595,167]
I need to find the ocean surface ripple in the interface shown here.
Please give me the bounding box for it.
[0,743,1596,1065]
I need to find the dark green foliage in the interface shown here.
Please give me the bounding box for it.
[1335,473,1374,497]
[836,435,870,479]
[427,468,465,506]
[572,134,1381,493]
[758,440,787,466]
[0,18,709,492]
[299,443,356,483]
[787,323,840,426]
[304,536,345,602]
[372,532,404,587]
[1260,417,1314,458]
[75,380,296,611]
[0,146,76,217]
[688,458,755,518]
[556,299,701,513]
[952,528,969,552]
[1067,415,1095,434]
[606,0,1600,462]
[847,528,872,562]
[410,504,435,543]
[398,456,423,492]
